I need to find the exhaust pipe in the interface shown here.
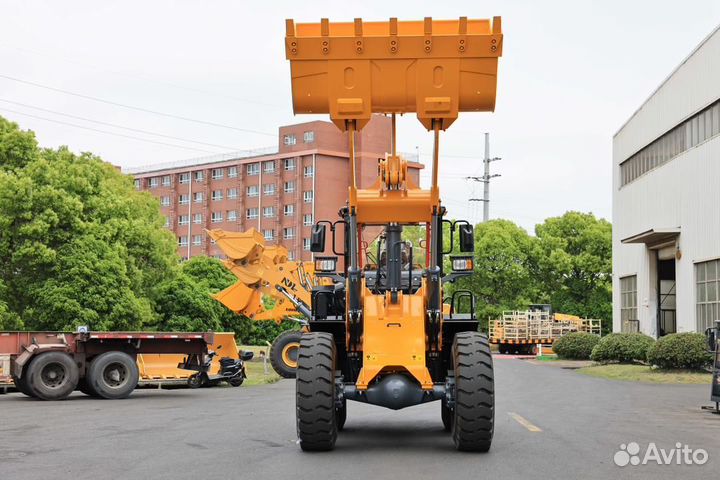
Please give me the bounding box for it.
[344,374,445,410]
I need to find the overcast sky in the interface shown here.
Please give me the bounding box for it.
[1,1,719,232]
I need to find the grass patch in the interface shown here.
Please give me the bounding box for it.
[244,360,281,386]
[577,363,712,384]
[535,355,559,362]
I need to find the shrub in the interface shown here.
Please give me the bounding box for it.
[553,332,600,360]
[590,333,655,363]
[646,333,712,369]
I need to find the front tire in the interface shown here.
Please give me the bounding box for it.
[87,351,139,399]
[270,330,302,378]
[451,332,495,452]
[26,352,79,401]
[296,332,337,451]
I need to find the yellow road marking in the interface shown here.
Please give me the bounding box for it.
[508,412,542,432]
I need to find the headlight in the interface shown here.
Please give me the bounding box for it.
[314,256,338,273]
[451,256,474,272]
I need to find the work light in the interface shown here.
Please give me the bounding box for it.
[451,256,474,272]
[314,256,338,273]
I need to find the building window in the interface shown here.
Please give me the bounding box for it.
[246,208,258,220]
[212,190,223,201]
[162,175,171,186]
[303,214,313,226]
[194,171,204,182]
[283,228,295,240]
[696,259,720,333]
[193,192,204,203]
[192,235,203,246]
[284,181,295,193]
[263,229,275,241]
[620,99,720,186]
[134,179,141,190]
[263,206,275,218]
[288,251,295,261]
[227,210,237,221]
[161,196,171,207]
[283,134,296,146]
[178,215,189,226]
[304,165,314,178]
[193,213,203,224]
[163,217,170,228]
[263,161,275,173]
[284,158,295,170]
[148,177,159,188]
[620,275,638,333]
[227,188,238,199]
[211,212,223,223]
[211,168,224,180]
[178,236,188,247]
[246,185,259,197]
[263,183,276,196]
[228,166,238,178]
[178,173,190,184]
[178,194,189,205]
[303,131,314,143]
[284,204,294,216]
[303,238,311,251]
[303,191,313,203]
[246,163,260,176]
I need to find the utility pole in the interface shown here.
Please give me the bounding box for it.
[467,133,501,222]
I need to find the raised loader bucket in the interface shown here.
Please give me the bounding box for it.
[285,16,503,130]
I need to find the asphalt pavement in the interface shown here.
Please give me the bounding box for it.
[1,357,717,480]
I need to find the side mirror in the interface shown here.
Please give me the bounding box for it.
[241,351,254,361]
[310,224,326,252]
[459,224,474,252]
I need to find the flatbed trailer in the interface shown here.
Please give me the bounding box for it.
[0,331,213,400]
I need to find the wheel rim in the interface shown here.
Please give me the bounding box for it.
[40,363,67,389]
[281,342,299,368]
[102,362,129,389]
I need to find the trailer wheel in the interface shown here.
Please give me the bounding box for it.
[296,332,337,451]
[11,372,37,398]
[26,352,79,401]
[87,351,139,399]
[78,378,100,397]
[441,401,452,432]
[451,332,494,452]
[270,330,302,378]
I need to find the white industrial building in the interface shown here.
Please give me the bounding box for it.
[612,25,720,337]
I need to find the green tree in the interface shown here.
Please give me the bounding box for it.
[535,212,612,333]
[450,220,539,329]
[0,115,179,331]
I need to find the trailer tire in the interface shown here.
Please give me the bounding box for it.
[87,351,138,400]
[78,378,100,397]
[12,372,37,398]
[270,330,302,378]
[451,332,494,452]
[26,352,79,401]
[296,332,337,451]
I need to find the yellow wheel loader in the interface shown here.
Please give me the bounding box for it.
[280,16,504,451]
[208,228,321,378]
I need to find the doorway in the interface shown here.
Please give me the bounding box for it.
[657,257,676,336]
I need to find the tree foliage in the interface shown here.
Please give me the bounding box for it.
[0,115,178,331]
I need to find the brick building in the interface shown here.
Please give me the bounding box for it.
[128,115,422,261]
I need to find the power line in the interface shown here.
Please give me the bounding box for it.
[0,43,285,109]
[0,98,242,150]
[0,73,276,137]
[0,107,215,154]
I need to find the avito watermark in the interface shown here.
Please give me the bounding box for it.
[614,442,709,467]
